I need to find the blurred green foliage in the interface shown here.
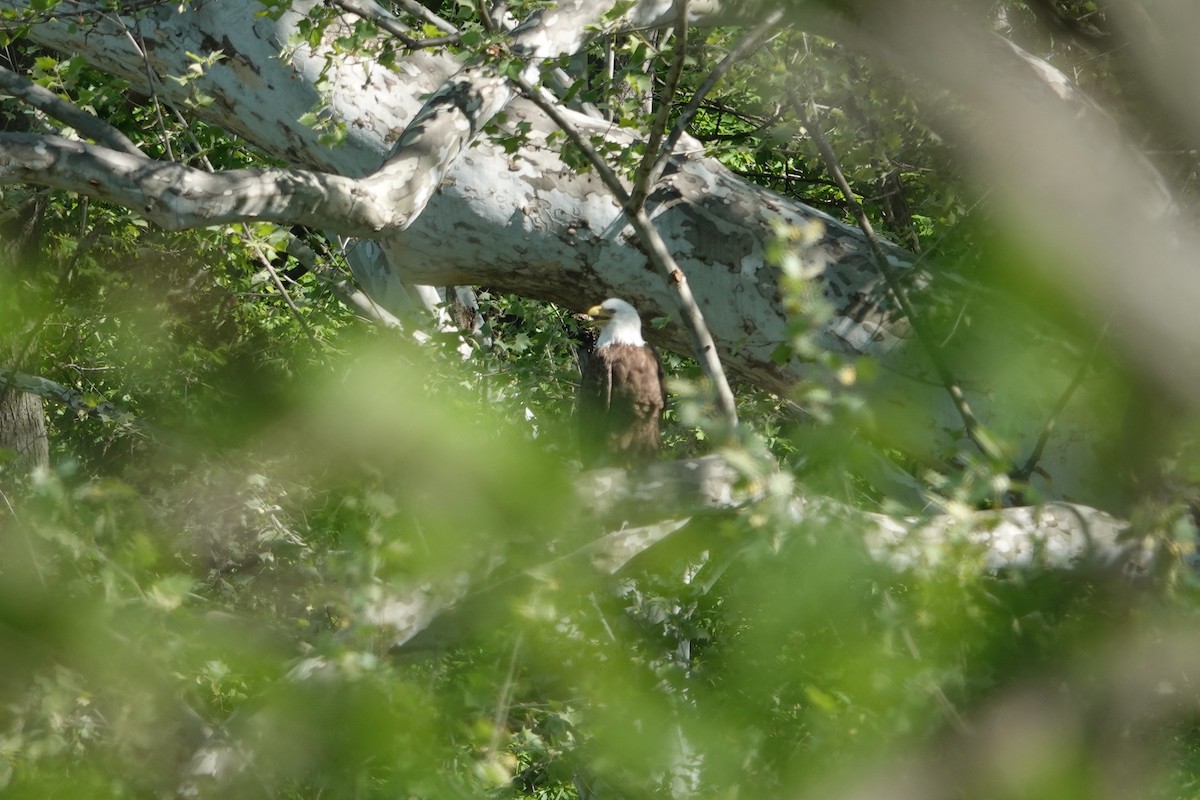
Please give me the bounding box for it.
[3,2,1200,799]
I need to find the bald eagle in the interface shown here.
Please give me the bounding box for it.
[578,298,666,468]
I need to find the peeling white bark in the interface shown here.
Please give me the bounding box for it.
[0,133,426,234]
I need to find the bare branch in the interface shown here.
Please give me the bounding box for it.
[392,0,459,35]
[629,0,690,210]
[285,238,404,330]
[475,0,497,34]
[510,71,739,434]
[1012,323,1109,482]
[328,0,461,49]
[650,9,785,183]
[119,17,175,161]
[244,228,322,348]
[794,98,1005,464]
[0,64,142,155]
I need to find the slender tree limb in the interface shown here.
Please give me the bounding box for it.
[393,0,459,35]
[164,76,407,339]
[510,69,739,433]
[0,64,142,155]
[285,237,404,330]
[1012,323,1109,482]
[327,0,424,49]
[330,0,461,48]
[629,0,690,210]
[475,0,498,34]
[626,6,787,432]
[243,226,321,348]
[627,204,739,432]
[794,97,1004,463]
[647,8,785,193]
[127,19,174,162]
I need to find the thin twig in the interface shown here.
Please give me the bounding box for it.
[646,9,785,194]
[133,21,173,161]
[102,12,172,159]
[475,0,497,34]
[328,0,458,49]
[510,72,739,433]
[286,236,405,330]
[1012,323,1109,482]
[793,97,1003,462]
[393,0,459,35]
[487,632,522,758]
[162,100,328,346]
[0,65,143,155]
[603,36,616,122]
[0,486,47,586]
[629,0,690,210]
[0,368,146,434]
[244,228,321,349]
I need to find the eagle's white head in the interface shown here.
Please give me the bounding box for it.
[587,298,647,347]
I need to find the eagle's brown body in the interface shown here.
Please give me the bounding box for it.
[578,299,666,469]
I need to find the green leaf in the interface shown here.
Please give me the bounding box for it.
[625,71,651,93]
[147,574,194,612]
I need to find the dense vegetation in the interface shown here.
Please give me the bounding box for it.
[3,1,1200,797]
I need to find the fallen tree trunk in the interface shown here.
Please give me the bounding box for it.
[379,455,1161,652]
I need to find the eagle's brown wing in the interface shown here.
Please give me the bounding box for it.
[578,343,664,468]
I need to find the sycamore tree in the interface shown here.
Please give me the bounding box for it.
[4,0,1200,798]
[1,0,1193,499]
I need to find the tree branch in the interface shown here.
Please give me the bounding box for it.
[327,0,461,50]
[629,0,691,211]
[510,70,740,434]
[284,237,405,330]
[1012,323,1109,483]
[0,64,142,155]
[0,133,416,234]
[389,452,1153,653]
[645,8,786,198]
[392,0,459,35]
[244,227,322,348]
[0,367,143,433]
[794,98,1005,463]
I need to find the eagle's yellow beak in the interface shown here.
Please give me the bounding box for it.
[585,304,611,321]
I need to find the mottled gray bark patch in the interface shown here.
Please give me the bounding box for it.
[0,388,49,473]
